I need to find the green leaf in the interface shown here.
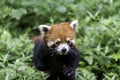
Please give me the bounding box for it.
[1,30,11,40]
[56,6,67,13]
[9,8,27,20]
[112,53,120,61]
[84,56,93,65]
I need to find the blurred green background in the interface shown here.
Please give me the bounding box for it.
[0,0,120,80]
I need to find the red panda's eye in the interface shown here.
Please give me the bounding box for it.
[66,40,71,44]
[56,41,60,45]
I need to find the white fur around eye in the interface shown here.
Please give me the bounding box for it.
[66,37,70,41]
[55,38,61,43]
[66,37,75,44]
[71,39,75,44]
[47,41,54,47]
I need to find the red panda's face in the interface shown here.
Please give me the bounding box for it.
[39,20,78,55]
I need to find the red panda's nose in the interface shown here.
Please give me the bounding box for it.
[62,48,67,53]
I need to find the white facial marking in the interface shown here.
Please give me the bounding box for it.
[67,37,75,45]
[55,38,61,43]
[56,43,69,55]
[47,41,54,47]
[66,37,70,41]
[71,39,75,44]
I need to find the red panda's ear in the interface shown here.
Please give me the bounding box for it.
[70,20,78,32]
[39,25,51,35]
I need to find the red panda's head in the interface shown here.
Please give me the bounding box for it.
[39,20,78,55]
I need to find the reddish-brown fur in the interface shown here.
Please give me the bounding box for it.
[44,22,76,43]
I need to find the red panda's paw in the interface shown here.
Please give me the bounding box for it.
[63,65,75,77]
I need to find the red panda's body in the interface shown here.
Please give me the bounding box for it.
[33,20,80,80]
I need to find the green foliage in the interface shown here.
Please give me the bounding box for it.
[0,30,45,80]
[0,0,120,80]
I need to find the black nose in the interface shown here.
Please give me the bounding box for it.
[62,48,67,53]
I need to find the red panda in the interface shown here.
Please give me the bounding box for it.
[33,20,80,80]
[39,20,78,55]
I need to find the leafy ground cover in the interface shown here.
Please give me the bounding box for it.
[0,0,120,80]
